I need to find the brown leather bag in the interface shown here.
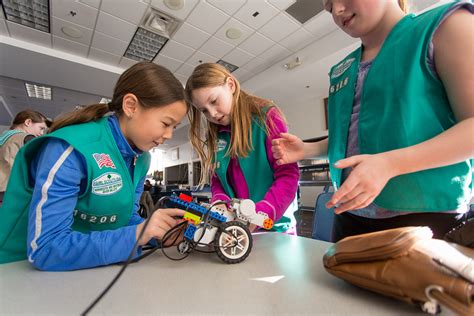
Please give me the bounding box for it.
[323,227,474,315]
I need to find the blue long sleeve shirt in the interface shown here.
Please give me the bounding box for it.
[27,115,145,271]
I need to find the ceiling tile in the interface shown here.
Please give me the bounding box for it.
[268,0,296,10]
[280,27,314,52]
[0,20,9,36]
[223,48,254,67]
[119,57,139,69]
[160,40,195,62]
[95,11,137,42]
[78,0,101,9]
[232,67,253,82]
[207,0,247,16]
[173,73,188,85]
[215,18,253,46]
[91,31,129,56]
[52,35,89,57]
[175,63,195,77]
[234,1,279,30]
[51,0,98,29]
[259,12,300,42]
[51,17,93,46]
[187,51,217,66]
[6,21,52,48]
[238,32,274,56]
[199,36,234,59]
[150,0,199,20]
[303,11,337,40]
[0,7,5,19]
[186,1,230,34]
[172,22,210,49]
[88,48,122,65]
[243,57,272,74]
[101,0,149,25]
[258,43,291,64]
[153,54,182,72]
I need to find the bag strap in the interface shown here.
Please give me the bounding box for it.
[427,285,474,316]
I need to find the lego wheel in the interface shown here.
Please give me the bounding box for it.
[214,221,252,264]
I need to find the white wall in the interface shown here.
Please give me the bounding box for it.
[0,125,9,133]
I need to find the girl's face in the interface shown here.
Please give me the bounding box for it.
[121,94,188,152]
[23,119,47,136]
[190,78,235,126]
[324,0,389,38]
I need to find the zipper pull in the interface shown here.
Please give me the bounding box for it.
[133,155,137,166]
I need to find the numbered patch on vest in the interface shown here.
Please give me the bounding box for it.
[73,209,118,224]
[92,172,123,195]
[217,139,227,152]
[331,58,355,79]
[329,77,349,95]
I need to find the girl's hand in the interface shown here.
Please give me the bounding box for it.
[136,208,186,246]
[271,133,305,165]
[326,154,398,214]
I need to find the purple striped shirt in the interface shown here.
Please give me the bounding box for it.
[210,107,299,221]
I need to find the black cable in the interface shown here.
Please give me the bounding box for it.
[81,196,171,315]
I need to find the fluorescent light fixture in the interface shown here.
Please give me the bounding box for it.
[25,83,52,100]
[2,0,50,33]
[99,97,111,104]
[217,60,239,73]
[124,27,168,62]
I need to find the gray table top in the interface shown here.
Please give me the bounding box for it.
[0,233,429,315]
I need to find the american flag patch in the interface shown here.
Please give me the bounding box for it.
[93,153,116,169]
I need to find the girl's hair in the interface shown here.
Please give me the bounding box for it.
[10,110,51,129]
[50,62,185,132]
[185,63,285,186]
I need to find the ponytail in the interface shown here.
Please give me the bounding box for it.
[50,103,110,132]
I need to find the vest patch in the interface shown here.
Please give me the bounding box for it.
[93,153,116,169]
[329,77,349,94]
[92,172,123,195]
[217,139,227,152]
[73,209,118,224]
[331,58,355,79]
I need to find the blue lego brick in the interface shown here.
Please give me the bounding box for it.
[184,224,197,240]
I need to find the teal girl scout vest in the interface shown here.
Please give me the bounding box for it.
[214,107,291,231]
[327,2,472,212]
[0,117,150,263]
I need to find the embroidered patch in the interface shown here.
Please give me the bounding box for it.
[331,58,355,79]
[329,77,349,94]
[92,172,123,195]
[93,153,116,169]
[217,139,227,152]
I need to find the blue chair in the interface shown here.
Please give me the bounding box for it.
[312,186,335,242]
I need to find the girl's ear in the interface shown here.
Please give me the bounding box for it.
[122,93,139,118]
[24,118,32,127]
[226,77,237,94]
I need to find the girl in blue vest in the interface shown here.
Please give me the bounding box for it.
[0,62,188,270]
[272,0,473,241]
[186,63,299,232]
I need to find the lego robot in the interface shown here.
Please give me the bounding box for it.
[168,194,273,264]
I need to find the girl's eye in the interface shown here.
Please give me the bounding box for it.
[211,99,217,105]
[163,122,170,127]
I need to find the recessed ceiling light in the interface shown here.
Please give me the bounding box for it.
[217,60,239,73]
[2,0,50,33]
[25,83,52,100]
[163,0,185,10]
[225,28,242,40]
[61,26,83,39]
[141,7,180,38]
[124,27,168,62]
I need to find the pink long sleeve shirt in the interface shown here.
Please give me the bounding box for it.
[210,107,299,221]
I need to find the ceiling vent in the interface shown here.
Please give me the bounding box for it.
[1,0,50,33]
[217,60,238,73]
[141,7,181,38]
[285,0,325,24]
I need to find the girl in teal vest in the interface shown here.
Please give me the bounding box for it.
[0,62,188,270]
[185,63,299,232]
[272,0,473,241]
